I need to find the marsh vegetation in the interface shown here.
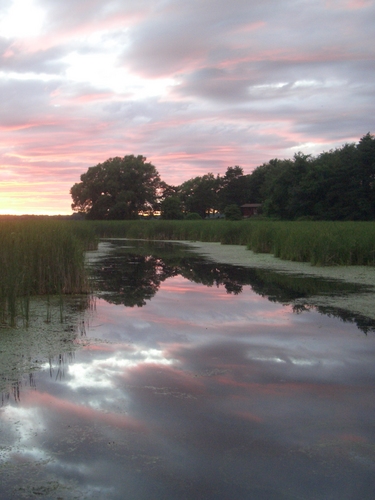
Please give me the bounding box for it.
[0,219,96,325]
[88,219,375,266]
[1,217,374,326]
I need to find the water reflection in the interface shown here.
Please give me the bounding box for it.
[1,240,375,499]
[89,239,375,334]
[0,296,89,403]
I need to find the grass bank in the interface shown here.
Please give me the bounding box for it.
[0,219,96,325]
[87,219,375,266]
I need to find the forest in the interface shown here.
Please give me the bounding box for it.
[70,133,375,221]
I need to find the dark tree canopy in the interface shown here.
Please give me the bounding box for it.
[252,133,375,220]
[160,196,184,220]
[179,173,220,218]
[70,134,375,221]
[224,204,242,220]
[70,155,161,219]
[218,166,252,210]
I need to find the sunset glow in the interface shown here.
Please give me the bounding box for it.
[1,0,374,214]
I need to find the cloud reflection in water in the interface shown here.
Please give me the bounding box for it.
[1,251,375,498]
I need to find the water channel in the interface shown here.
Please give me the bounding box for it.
[1,239,375,499]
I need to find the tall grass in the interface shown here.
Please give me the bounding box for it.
[86,219,375,267]
[265,221,375,266]
[88,219,252,244]
[0,219,96,325]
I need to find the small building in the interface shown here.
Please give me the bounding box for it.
[240,203,262,217]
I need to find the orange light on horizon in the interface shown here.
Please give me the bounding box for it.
[0,208,72,216]
[0,188,73,216]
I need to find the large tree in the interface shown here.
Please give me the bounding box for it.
[70,155,161,219]
[218,166,253,210]
[179,173,220,218]
[260,134,375,220]
[160,196,184,219]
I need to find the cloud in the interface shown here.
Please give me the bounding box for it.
[1,43,67,74]
[0,0,374,213]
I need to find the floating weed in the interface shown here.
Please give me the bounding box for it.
[0,295,91,401]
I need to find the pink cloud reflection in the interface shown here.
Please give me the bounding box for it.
[22,391,147,432]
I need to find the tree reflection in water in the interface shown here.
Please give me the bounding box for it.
[90,239,375,334]
[94,253,178,307]
[2,239,374,404]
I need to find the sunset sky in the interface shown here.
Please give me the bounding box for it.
[1,0,374,215]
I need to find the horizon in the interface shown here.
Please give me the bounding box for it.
[1,0,374,215]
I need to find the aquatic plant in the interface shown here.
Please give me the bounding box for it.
[253,221,375,266]
[86,219,375,267]
[0,219,96,325]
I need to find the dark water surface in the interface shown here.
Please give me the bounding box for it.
[1,240,375,499]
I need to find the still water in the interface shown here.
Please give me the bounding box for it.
[1,240,375,499]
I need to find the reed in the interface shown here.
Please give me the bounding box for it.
[86,219,375,267]
[88,219,253,243]
[0,219,96,325]
[266,221,375,266]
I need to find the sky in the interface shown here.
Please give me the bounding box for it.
[1,0,375,215]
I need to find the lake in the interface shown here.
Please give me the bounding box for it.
[1,239,375,499]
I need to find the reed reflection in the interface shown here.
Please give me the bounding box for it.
[0,296,89,403]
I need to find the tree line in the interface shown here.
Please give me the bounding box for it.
[70,133,375,220]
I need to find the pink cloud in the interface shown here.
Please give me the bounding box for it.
[325,0,372,9]
[0,0,373,213]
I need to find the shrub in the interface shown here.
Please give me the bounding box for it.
[224,204,242,220]
[185,213,202,220]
